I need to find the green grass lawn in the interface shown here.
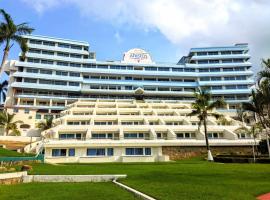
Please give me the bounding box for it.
[0,182,138,200]
[0,147,34,157]
[1,158,270,200]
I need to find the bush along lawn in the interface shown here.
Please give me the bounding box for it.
[25,159,270,200]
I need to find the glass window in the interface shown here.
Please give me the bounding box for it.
[87,148,106,156]
[40,69,52,74]
[125,148,144,155]
[71,45,82,50]
[68,149,75,156]
[26,68,38,73]
[24,78,37,83]
[69,82,79,86]
[56,71,68,76]
[52,149,66,157]
[172,68,184,72]
[145,148,151,155]
[197,52,207,56]
[107,148,114,156]
[58,43,70,48]
[70,63,81,68]
[158,67,170,71]
[70,72,80,77]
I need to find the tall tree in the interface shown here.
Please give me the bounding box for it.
[242,89,270,158]
[0,9,34,73]
[188,88,226,161]
[0,110,23,136]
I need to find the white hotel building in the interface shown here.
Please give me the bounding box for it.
[3,35,256,163]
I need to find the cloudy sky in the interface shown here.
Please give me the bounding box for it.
[2,0,270,73]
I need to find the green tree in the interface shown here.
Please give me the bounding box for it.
[188,87,226,161]
[258,58,270,80]
[36,116,55,131]
[242,89,270,158]
[235,123,263,162]
[0,110,23,136]
[0,9,34,73]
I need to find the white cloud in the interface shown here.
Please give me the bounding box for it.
[22,0,270,71]
[114,31,123,44]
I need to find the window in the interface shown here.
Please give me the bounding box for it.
[172,68,184,72]
[71,45,82,50]
[41,60,53,65]
[52,149,66,157]
[69,82,79,86]
[211,77,221,81]
[56,71,68,76]
[211,86,222,90]
[68,149,75,156]
[13,108,18,113]
[24,109,30,114]
[158,67,170,71]
[43,41,55,46]
[236,76,246,80]
[87,148,106,156]
[184,68,195,72]
[210,68,220,72]
[208,51,218,55]
[28,49,41,54]
[198,60,208,64]
[70,72,80,77]
[209,60,219,64]
[39,79,52,84]
[29,39,42,45]
[200,77,210,81]
[24,78,37,83]
[40,69,52,75]
[226,85,237,89]
[145,148,151,155]
[36,114,41,119]
[42,50,54,55]
[197,52,207,56]
[107,148,114,156]
[57,62,69,66]
[58,43,70,48]
[70,54,82,58]
[55,81,67,85]
[199,69,209,72]
[70,63,81,68]
[125,148,143,155]
[145,67,157,71]
[26,68,38,73]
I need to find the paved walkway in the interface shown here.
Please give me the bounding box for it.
[257,193,270,200]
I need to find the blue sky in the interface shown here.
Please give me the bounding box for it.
[2,0,270,73]
[1,0,178,63]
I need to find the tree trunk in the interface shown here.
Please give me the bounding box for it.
[203,118,213,161]
[0,49,9,75]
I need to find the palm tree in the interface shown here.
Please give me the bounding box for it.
[36,116,55,131]
[258,59,270,80]
[0,9,34,73]
[235,123,263,162]
[0,110,23,136]
[242,89,270,158]
[188,87,226,161]
[0,80,8,104]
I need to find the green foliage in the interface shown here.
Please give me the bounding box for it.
[0,110,23,136]
[36,116,55,131]
[0,9,34,68]
[188,87,227,151]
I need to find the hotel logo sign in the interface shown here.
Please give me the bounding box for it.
[122,48,154,64]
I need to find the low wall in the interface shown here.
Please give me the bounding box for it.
[162,146,253,160]
[23,174,127,183]
[0,171,27,185]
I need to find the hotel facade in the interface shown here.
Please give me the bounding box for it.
[3,35,256,162]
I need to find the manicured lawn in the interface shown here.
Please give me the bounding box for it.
[0,147,34,157]
[24,158,270,200]
[1,158,270,200]
[0,182,138,200]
